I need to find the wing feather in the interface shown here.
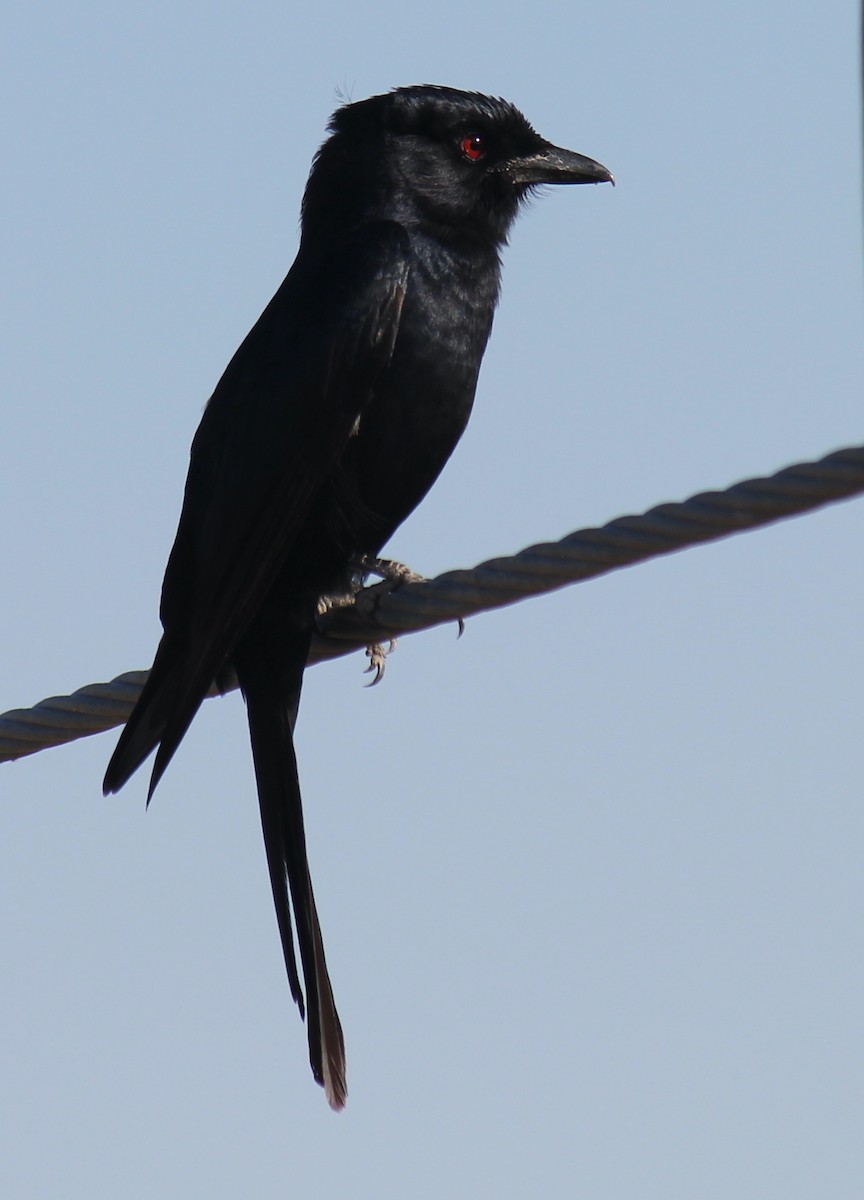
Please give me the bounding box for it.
[104,222,410,795]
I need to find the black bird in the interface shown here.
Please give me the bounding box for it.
[103,85,612,1109]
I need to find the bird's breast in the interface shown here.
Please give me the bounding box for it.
[333,239,500,546]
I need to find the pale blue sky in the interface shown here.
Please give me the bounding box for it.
[2,3,863,1197]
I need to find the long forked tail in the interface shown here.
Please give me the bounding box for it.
[237,635,347,1110]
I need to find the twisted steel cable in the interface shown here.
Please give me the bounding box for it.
[1,442,862,765]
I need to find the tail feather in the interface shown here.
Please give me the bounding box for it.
[106,612,347,1108]
[103,636,189,796]
[238,636,347,1110]
[105,632,232,802]
[308,884,348,1109]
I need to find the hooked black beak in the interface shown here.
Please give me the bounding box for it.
[501,143,614,187]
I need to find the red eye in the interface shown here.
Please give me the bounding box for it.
[459,132,486,161]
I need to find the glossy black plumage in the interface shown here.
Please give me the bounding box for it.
[104,85,612,1108]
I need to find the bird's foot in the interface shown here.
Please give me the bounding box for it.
[317,587,359,616]
[353,561,423,680]
[353,556,465,638]
[317,558,423,618]
[321,558,462,683]
[364,639,397,686]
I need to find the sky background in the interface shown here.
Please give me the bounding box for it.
[2,2,863,1197]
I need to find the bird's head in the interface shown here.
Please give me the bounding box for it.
[301,85,612,249]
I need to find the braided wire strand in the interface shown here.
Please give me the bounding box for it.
[1,443,862,764]
[313,445,864,642]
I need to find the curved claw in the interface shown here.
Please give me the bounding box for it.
[364,639,397,685]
